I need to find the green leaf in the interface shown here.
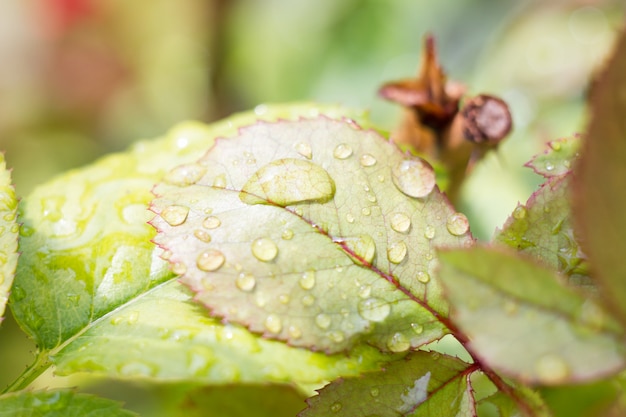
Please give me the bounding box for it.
[0,389,137,417]
[0,154,18,323]
[575,27,626,326]
[300,351,476,417]
[525,137,580,178]
[541,376,625,417]
[477,388,551,417]
[151,117,474,354]
[495,174,590,290]
[11,104,389,384]
[438,246,625,385]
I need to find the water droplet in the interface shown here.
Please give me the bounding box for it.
[251,238,278,262]
[550,141,561,151]
[377,174,385,182]
[164,163,207,186]
[447,213,469,236]
[425,252,433,261]
[212,174,227,188]
[196,249,225,271]
[416,271,430,283]
[361,207,371,216]
[194,229,211,242]
[535,354,570,384]
[387,332,410,352]
[161,250,173,260]
[360,154,377,167]
[331,402,342,413]
[358,285,372,298]
[302,294,315,306]
[328,330,345,343]
[203,216,221,229]
[128,311,139,324]
[235,273,256,292]
[240,159,336,206]
[513,205,527,220]
[299,270,316,290]
[281,229,294,240]
[340,234,376,265]
[387,241,407,264]
[172,262,187,275]
[161,205,189,226]
[411,323,424,334]
[367,194,377,203]
[295,142,313,159]
[315,313,332,329]
[424,225,435,239]
[11,286,25,301]
[370,387,380,397]
[563,160,571,168]
[278,294,290,304]
[264,314,282,334]
[391,213,411,233]
[391,159,436,198]
[288,325,302,339]
[334,143,353,159]
[346,213,355,223]
[111,316,123,325]
[545,162,555,171]
[358,298,391,322]
[118,361,157,377]
[19,225,34,237]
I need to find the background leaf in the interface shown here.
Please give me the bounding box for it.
[438,246,625,385]
[525,137,580,178]
[152,117,474,354]
[0,389,137,417]
[300,351,475,417]
[0,154,18,323]
[575,27,626,326]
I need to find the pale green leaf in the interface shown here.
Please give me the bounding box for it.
[0,389,137,417]
[0,154,18,322]
[477,388,551,417]
[300,351,476,417]
[525,137,580,178]
[438,246,625,385]
[152,117,474,353]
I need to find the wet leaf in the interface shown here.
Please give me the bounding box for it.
[0,154,18,323]
[525,137,580,178]
[478,387,551,417]
[152,117,474,353]
[300,351,476,417]
[0,389,137,417]
[11,104,387,384]
[438,246,625,385]
[495,173,590,290]
[575,27,626,326]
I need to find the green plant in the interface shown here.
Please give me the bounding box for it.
[1,28,626,417]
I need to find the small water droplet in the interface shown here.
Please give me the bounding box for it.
[424,225,435,239]
[128,311,139,324]
[299,270,316,290]
[281,229,294,240]
[367,194,377,203]
[535,354,570,384]
[111,316,123,325]
[360,154,377,167]
[302,294,315,306]
[513,205,527,220]
[213,174,227,188]
[172,262,187,275]
[161,205,189,226]
[194,229,212,242]
[361,207,371,216]
[315,313,332,329]
[196,249,225,271]
[203,216,221,229]
[545,162,555,171]
[425,252,433,261]
[446,213,469,236]
[11,286,25,301]
[340,234,376,265]
[251,238,278,262]
[19,225,34,237]
[563,160,571,168]
[391,158,436,198]
[164,163,207,186]
[331,402,343,413]
[416,271,430,283]
[358,298,391,322]
[550,141,562,151]
[377,174,385,182]
[235,273,256,291]
[346,213,355,223]
[387,241,407,264]
[358,285,372,298]
[333,143,353,159]
[295,142,313,159]
[328,330,345,343]
[387,332,410,352]
[264,314,282,334]
[161,250,173,260]
[390,213,411,233]
[411,323,424,334]
[288,325,302,339]
[370,387,380,397]
[278,294,290,304]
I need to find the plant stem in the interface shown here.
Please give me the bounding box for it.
[2,350,51,394]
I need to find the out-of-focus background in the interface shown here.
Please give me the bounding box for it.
[0,0,623,414]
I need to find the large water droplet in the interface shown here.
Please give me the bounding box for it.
[391,159,436,198]
[315,313,332,329]
[196,249,225,271]
[251,238,278,262]
[391,213,411,233]
[446,213,469,236]
[161,205,189,226]
[535,354,570,384]
[240,158,336,206]
[360,154,377,167]
[387,332,410,352]
[295,142,313,159]
[164,163,206,186]
[333,143,353,159]
[203,216,221,229]
[235,273,256,291]
[264,314,282,334]
[358,298,391,322]
[387,241,407,264]
[299,270,316,290]
[340,234,376,265]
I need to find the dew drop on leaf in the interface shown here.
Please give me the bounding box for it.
[346,213,355,223]
[411,323,424,334]
[172,262,187,275]
[235,273,256,292]
[416,271,430,284]
[333,143,353,159]
[361,207,371,216]
[212,174,227,188]
[390,213,411,233]
[196,249,225,271]
[288,325,302,339]
[387,241,408,264]
[370,387,380,397]
[203,216,221,229]
[281,228,294,240]
[535,354,570,384]
[264,314,282,334]
[391,159,436,198]
[193,229,211,242]
[513,205,527,220]
[340,234,376,265]
[424,225,436,239]
[360,154,377,167]
[387,332,410,352]
[315,313,332,329]
[240,158,336,206]
[446,213,469,236]
[358,284,372,298]
[358,298,391,322]
[299,270,316,290]
[367,194,377,203]
[164,163,206,186]
[545,162,555,171]
[161,205,190,226]
[278,294,290,304]
[295,142,313,159]
[301,294,315,306]
[328,330,345,343]
[251,238,278,262]
[330,402,342,412]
